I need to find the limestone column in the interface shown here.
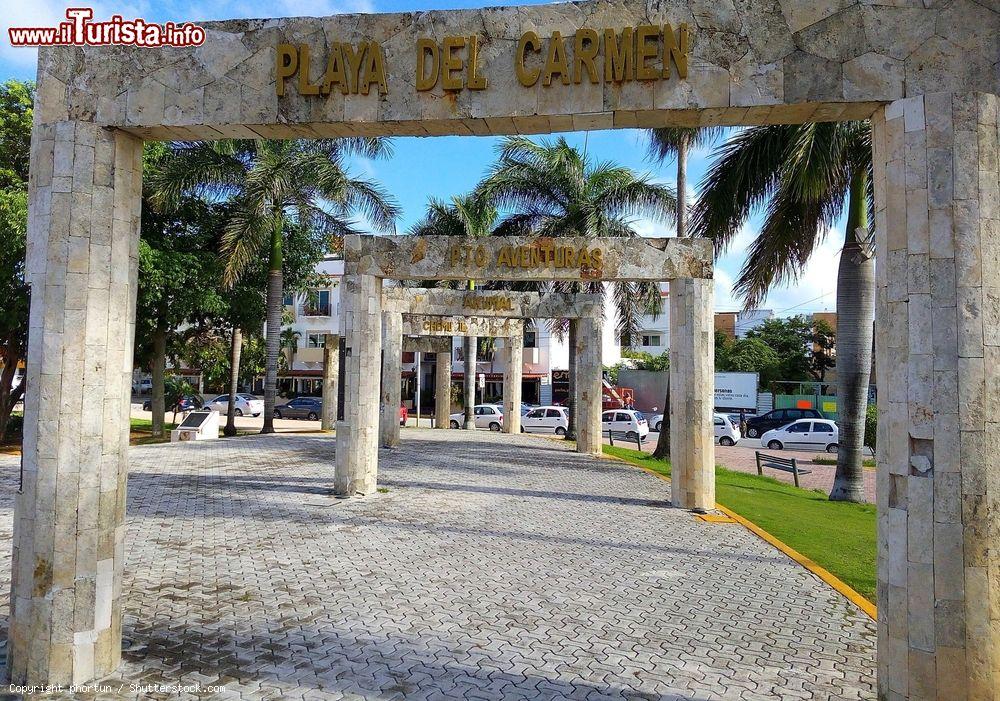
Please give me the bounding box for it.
[502,335,523,434]
[434,341,452,429]
[575,315,603,455]
[462,335,477,429]
[9,122,142,685]
[321,334,339,431]
[334,271,383,495]
[668,278,715,510]
[873,92,999,700]
[379,312,402,447]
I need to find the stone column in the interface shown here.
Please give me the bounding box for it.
[575,315,603,455]
[502,336,523,434]
[9,122,142,685]
[873,92,999,700]
[379,312,402,448]
[334,271,383,496]
[462,335,477,429]
[668,278,715,510]
[321,334,339,431]
[434,342,452,429]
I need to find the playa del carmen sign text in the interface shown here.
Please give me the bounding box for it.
[275,24,690,97]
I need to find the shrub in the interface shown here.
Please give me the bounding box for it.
[864,404,877,451]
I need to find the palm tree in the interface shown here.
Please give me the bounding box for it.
[151,138,400,433]
[410,194,499,428]
[478,136,676,439]
[646,127,723,459]
[690,122,873,502]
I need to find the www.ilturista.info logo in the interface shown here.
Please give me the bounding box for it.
[8,8,206,47]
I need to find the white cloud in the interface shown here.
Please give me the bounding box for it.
[713,222,841,316]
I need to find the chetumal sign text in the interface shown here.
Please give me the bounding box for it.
[275,24,690,97]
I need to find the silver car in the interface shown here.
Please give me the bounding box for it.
[273,397,322,420]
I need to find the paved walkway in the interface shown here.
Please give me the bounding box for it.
[605,435,877,503]
[0,431,875,700]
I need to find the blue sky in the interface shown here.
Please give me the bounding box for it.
[2,0,843,316]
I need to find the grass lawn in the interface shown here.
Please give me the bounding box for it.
[129,417,178,444]
[603,445,877,603]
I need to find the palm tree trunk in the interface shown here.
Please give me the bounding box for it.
[652,134,688,460]
[0,356,24,442]
[565,319,577,440]
[261,217,283,435]
[225,326,242,437]
[830,170,874,502]
[150,324,167,438]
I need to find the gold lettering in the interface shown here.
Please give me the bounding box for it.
[662,23,689,79]
[457,321,467,333]
[360,41,388,95]
[442,36,466,91]
[416,38,440,91]
[519,245,532,267]
[497,246,512,267]
[276,44,298,96]
[604,27,633,83]
[573,28,600,84]
[635,25,660,80]
[542,31,571,86]
[578,247,591,268]
[473,245,488,267]
[516,31,541,87]
[450,246,462,266]
[342,43,366,94]
[467,35,488,90]
[564,247,577,268]
[297,43,320,95]
[322,44,349,95]
[590,247,604,269]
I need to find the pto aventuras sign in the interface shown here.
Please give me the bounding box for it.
[275,24,690,97]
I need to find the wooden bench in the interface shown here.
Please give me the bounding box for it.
[755,451,812,488]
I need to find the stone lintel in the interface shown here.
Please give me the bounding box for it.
[347,235,713,281]
[383,288,603,319]
[402,336,451,354]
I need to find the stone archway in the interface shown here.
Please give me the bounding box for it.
[15,0,1000,694]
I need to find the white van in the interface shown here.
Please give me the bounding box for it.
[714,413,741,446]
[601,409,649,441]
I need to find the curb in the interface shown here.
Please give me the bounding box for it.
[601,449,877,622]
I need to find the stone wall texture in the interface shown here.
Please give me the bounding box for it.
[13,122,142,684]
[872,92,999,700]
[668,278,715,511]
[33,0,997,139]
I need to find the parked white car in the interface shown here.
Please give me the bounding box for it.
[449,404,504,431]
[648,412,665,432]
[601,409,649,441]
[761,418,839,453]
[206,393,264,417]
[521,406,570,435]
[132,377,152,394]
[714,413,741,446]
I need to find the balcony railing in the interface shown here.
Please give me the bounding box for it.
[300,303,331,317]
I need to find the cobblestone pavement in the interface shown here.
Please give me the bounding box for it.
[0,430,875,700]
[604,435,877,504]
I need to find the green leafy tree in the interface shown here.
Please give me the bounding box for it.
[151,138,399,433]
[809,319,837,388]
[691,121,873,501]
[0,80,34,441]
[645,127,722,458]
[477,136,675,439]
[0,189,28,441]
[742,317,816,388]
[135,144,226,437]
